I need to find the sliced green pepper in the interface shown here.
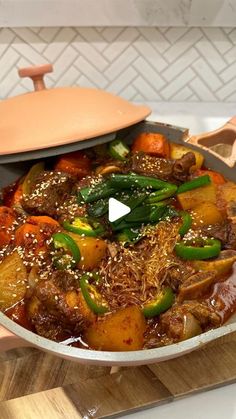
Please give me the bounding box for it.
[142,287,174,318]
[78,180,116,204]
[79,273,109,314]
[109,173,174,191]
[178,211,192,237]
[116,227,142,246]
[87,198,109,218]
[108,139,130,161]
[63,217,104,237]
[175,238,221,260]
[111,205,167,230]
[145,185,177,203]
[177,175,211,194]
[52,232,81,269]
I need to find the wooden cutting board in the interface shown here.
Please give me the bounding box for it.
[1,333,236,419]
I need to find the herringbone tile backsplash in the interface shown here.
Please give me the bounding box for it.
[1,26,236,102]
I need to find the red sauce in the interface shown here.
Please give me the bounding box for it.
[5,301,32,330]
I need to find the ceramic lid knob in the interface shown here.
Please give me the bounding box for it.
[18,64,53,91]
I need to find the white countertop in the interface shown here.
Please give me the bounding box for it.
[1,0,236,27]
[123,101,236,419]
[124,382,236,419]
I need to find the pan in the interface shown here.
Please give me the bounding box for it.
[0,65,235,366]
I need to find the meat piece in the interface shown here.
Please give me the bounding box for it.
[172,152,196,182]
[159,300,220,341]
[51,270,79,292]
[130,152,173,181]
[27,272,90,341]
[130,151,195,182]
[162,261,195,292]
[201,221,236,250]
[22,171,75,218]
[184,301,221,327]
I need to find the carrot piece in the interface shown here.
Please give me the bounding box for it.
[54,151,91,179]
[0,206,16,247]
[132,132,170,157]
[15,216,59,254]
[15,223,44,252]
[194,169,225,185]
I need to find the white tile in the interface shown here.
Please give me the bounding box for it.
[12,28,45,53]
[72,35,108,72]
[195,39,227,72]
[39,27,60,43]
[74,55,107,89]
[220,61,236,83]
[119,84,137,101]
[190,78,217,101]
[170,86,193,101]
[107,67,137,95]
[133,56,165,90]
[164,28,203,63]
[103,28,139,61]
[138,28,170,53]
[134,36,167,72]
[104,46,138,81]
[163,48,199,82]
[101,27,123,42]
[0,28,16,55]
[43,27,76,60]
[0,47,20,81]
[164,27,189,44]
[202,28,232,54]
[216,78,236,100]
[77,28,107,52]
[192,58,223,90]
[224,45,236,65]
[49,45,78,82]
[133,75,162,101]
[160,68,195,100]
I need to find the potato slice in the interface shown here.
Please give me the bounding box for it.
[190,202,223,228]
[0,251,27,310]
[170,143,204,171]
[177,183,216,210]
[84,306,146,351]
[68,232,107,270]
[192,250,236,278]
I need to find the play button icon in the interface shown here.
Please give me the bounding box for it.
[108,197,131,222]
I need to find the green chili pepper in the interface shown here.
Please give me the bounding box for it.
[63,217,104,237]
[108,139,130,161]
[78,180,116,204]
[145,184,177,203]
[79,273,109,314]
[116,227,142,245]
[109,173,174,191]
[87,198,109,218]
[175,238,221,260]
[161,206,179,221]
[142,287,174,318]
[178,211,192,237]
[177,175,211,195]
[111,205,167,231]
[52,232,81,269]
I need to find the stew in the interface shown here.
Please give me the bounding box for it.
[1,132,236,352]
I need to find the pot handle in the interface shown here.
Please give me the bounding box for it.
[0,325,28,351]
[18,64,53,91]
[186,119,236,168]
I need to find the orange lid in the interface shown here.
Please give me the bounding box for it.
[0,64,151,156]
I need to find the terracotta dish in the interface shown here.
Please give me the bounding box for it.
[0,64,235,365]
